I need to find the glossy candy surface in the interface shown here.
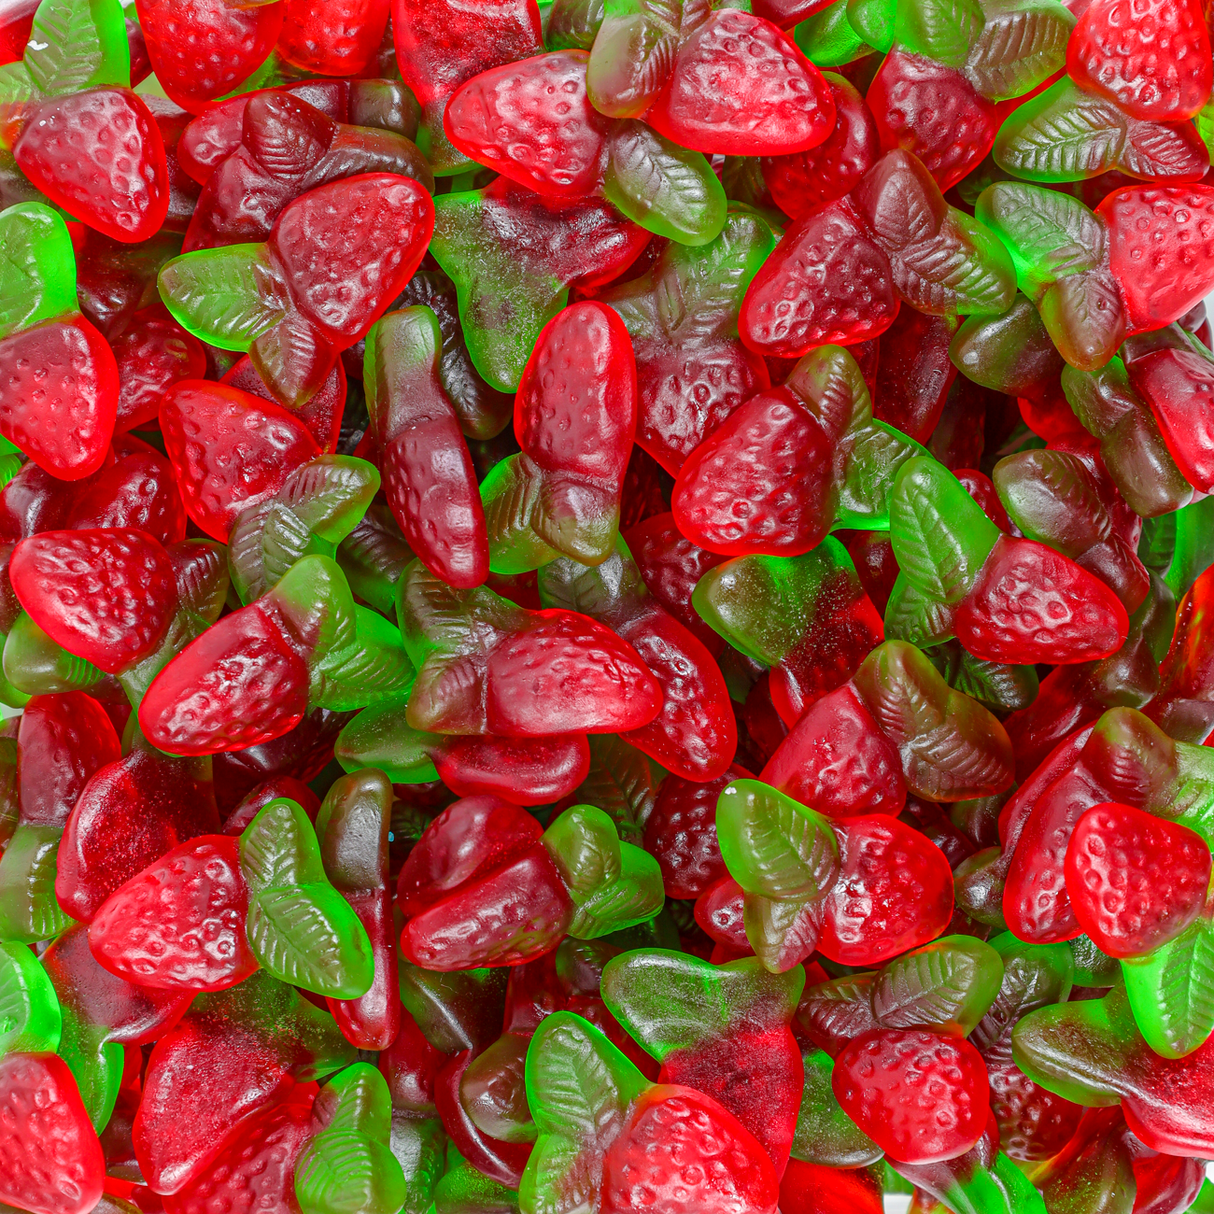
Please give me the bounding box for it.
[0,0,1212,1212]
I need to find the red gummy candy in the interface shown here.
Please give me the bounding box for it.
[1065,802,1213,958]
[89,835,258,991]
[832,1029,990,1164]
[10,528,177,673]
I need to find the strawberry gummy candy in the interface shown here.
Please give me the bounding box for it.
[2,0,1214,1212]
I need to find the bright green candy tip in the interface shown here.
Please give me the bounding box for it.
[295,1070,406,1214]
[240,798,375,1000]
[716,778,839,902]
[0,939,62,1056]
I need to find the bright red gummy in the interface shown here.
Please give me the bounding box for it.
[0,1053,105,1214]
[955,535,1130,665]
[10,528,177,673]
[600,1084,780,1214]
[14,88,170,243]
[57,746,221,922]
[159,380,323,542]
[1066,0,1213,122]
[136,0,285,112]
[832,1029,990,1164]
[673,387,837,557]
[645,10,834,157]
[817,814,954,965]
[88,835,258,991]
[0,316,118,481]
[161,1086,316,1214]
[1065,802,1213,958]
[138,603,310,755]
[1099,186,1214,332]
[762,73,879,220]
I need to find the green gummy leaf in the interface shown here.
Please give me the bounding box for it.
[836,419,930,530]
[994,77,1124,182]
[0,938,61,1055]
[691,537,866,665]
[313,1062,393,1140]
[309,605,416,711]
[891,1143,1050,1214]
[1122,915,1214,1059]
[246,884,374,999]
[586,7,680,117]
[0,59,35,112]
[241,798,328,890]
[1010,989,1135,1107]
[392,1116,446,1214]
[267,554,356,661]
[895,0,984,66]
[889,457,999,604]
[0,824,72,943]
[564,734,657,845]
[430,180,645,392]
[1027,937,1089,995]
[975,179,1105,296]
[1038,267,1125,373]
[278,456,381,544]
[884,574,959,647]
[334,700,439,784]
[852,640,1014,802]
[1119,113,1209,179]
[336,502,415,616]
[601,949,805,1058]
[518,1129,596,1214]
[1198,95,1214,159]
[972,933,1075,1052]
[56,1014,122,1132]
[964,0,1073,101]
[0,202,79,339]
[547,0,605,48]
[542,805,624,902]
[24,0,129,96]
[1161,496,1214,599]
[872,935,1005,1035]
[4,611,106,696]
[240,798,374,998]
[566,841,664,939]
[845,0,896,50]
[792,1048,882,1166]
[295,1129,406,1214]
[228,501,324,605]
[537,540,648,621]
[540,796,665,938]
[602,122,726,247]
[743,891,823,973]
[435,1163,519,1214]
[158,243,287,351]
[481,454,562,576]
[524,1011,647,1142]
[796,0,873,62]
[786,342,873,440]
[943,210,1018,314]
[430,194,564,393]
[604,205,777,344]
[945,646,1039,713]
[716,778,840,900]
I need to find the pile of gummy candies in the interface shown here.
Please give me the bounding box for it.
[5,0,1214,1209]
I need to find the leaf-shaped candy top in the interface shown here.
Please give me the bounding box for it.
[600,949,805,1059]
[239,797,375,999]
